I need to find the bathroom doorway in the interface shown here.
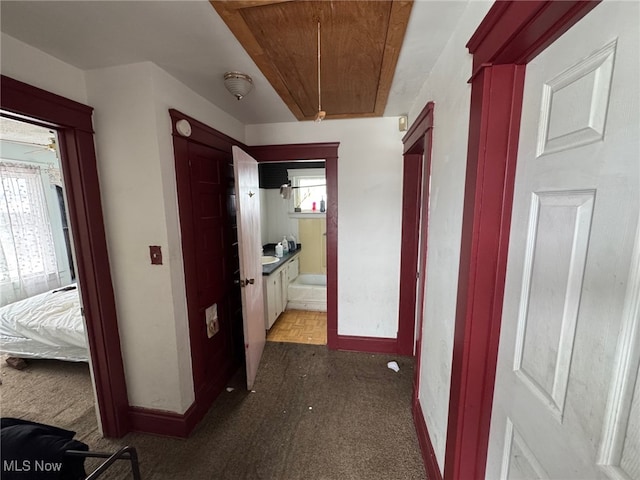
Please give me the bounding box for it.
[249,143,339,349]
[258,160,327,346]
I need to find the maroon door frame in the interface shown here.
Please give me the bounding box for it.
[134,108,252,438]
[398,154,422,355]
[247,143,339,350]
[0,75,130,437]
[398,102,434,357]
[400,102,442,477]
[250,142,405,355]
[166,132,341,436]
[443,2,601,480]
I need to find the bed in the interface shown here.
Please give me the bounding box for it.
[0,285,88,362]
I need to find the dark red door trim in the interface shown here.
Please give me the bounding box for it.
[0,75,130,437]
[414,396,443,480]
[398,102,434,357]
[247,143,339,350]
[402,102,438,479]
[154,108,250,438]
[396,153,421,356]
[158,119,340,437]
[444,2,600,479]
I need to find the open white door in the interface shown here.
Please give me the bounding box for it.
[232,146,265,390]
[486,2,639,479]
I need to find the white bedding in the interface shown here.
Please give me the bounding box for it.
[0,286,88,362]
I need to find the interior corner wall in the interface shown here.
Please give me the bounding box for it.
[1,35,248,415]
[84,61,248,415]
[246,118,404,338]
[147,63,246,409]
[84,62,190,413]
[259,189,269,246]
[262,189,298,245]
[0,33,87,104]
[407,1,493,474]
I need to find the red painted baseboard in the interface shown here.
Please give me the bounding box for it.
[413,397,443,480]
[336,335,398,354]
[128,403,197,438]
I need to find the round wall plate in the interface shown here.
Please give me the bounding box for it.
[176,119,192,137]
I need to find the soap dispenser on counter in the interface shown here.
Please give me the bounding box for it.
[282,236,289,254]
[275,242,284,258]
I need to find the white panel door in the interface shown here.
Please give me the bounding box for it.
[486,2,640,479]
[232,146,265,390]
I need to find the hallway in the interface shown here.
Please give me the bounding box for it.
[2,343,424,479]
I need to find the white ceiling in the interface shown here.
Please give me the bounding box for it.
[0,0,468,125]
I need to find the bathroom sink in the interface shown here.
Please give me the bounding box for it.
[261,255,279,265]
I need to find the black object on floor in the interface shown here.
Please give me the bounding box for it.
[0,418,141,480]
[0,417,88,479]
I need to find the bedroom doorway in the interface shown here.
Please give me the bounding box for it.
[0,116,98,433]
[1,76,128,438]
[0,118,77,305]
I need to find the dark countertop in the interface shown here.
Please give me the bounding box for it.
[262,244,301,276]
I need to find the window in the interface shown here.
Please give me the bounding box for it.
[288,168,326,213]
[55,185,76,280]
[0,162,61,305]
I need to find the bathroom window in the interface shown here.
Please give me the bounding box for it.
[288,168,326,213]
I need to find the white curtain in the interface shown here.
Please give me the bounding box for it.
[0,162,61,306]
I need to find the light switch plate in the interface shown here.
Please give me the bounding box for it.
[149,245,162,265]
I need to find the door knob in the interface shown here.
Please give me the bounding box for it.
[240,278,255,287]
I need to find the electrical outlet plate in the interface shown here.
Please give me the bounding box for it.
[205,304,219,338]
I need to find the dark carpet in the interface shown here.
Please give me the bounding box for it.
[2,343,426,479]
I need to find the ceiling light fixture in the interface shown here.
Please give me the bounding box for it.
[223,71,253,100]
[314,20,326,122]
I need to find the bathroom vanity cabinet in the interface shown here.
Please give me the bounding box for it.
[263,255,299,330]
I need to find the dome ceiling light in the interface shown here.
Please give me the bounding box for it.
[223,71,253,100]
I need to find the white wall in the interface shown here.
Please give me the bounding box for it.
[2,32,249,413]
[148,63,246,406]
[1,33,87,104]
[408,1,493,473]
[261,189,299,245]
[259,189,269,246]
[84,61,247,414]
[246,118,404,338]
[85,62,188,412]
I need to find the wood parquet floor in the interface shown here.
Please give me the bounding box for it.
[266,309,327,345]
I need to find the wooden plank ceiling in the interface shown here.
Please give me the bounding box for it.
[211,0,413,121]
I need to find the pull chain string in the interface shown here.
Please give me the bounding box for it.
[317,19,321,113]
